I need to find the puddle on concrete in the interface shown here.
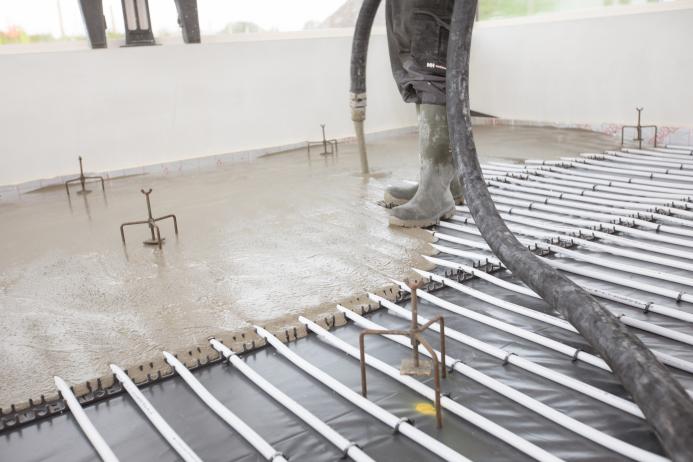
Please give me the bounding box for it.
[0,125,616,406]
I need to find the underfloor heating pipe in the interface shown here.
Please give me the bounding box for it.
[437,220,693,287]
[486,174,693,210]
[519,164,693,192]
[390,276,610,370]
[163,352,288,462]
[300,316,562,462]
[481,194,693,239]
[413,268,693,373]
[488,186,693,230]
[604,151,693,164]
[336,307,668,462]
[483,168,693,201]
[665,145,693,153]
[368,293,644,418]
[417,259,693,349]
[425,251,693,324]
[110,364,203,462]
[587,152,693,171]
[486,180,693,223]
[432,232,693,304]
[526,158,693,183]
[208,339,375,462]
[453,207,693,258]
[255,326,471,462]
[53,376,119,462]
[446,214,693,274]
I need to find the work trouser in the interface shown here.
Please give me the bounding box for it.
[385,0,455,106]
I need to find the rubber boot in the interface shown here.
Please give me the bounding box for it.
[389,104,457,227]
[384,174,464,207]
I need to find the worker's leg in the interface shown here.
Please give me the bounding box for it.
[383,0,462,225]
[384,173,464,207]
[389,103,456,227]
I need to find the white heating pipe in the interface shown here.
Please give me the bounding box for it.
[367,293,644,419]
[595,152,693,170]
[473,194,693,240]
[526,159,693,182]
[415,268,693,372]
[562,157,693,179]
[163,352,288,462]
[608,151,693,164]
[521,164,693,192]
[432,239,693,320]
[666,144,693,153]
[423,255,536,297]
[489,187,693,231]
[255,326,471,462]
[388,277,610,371]
[457,203,693,254]
[110,364,203,462]
[432,232,693,304]
[300,316,560,462]
[521,165,693,194]
[425,252,693,324]
[488,181,693,224]
[484,169,693,201]
[421,256,693,347]
[54,376,119,462]
[413,261,577,332]
[487,174,693,211]
[438,220,693,286]
[485,168,693,206]
[208,339,374,462]
[453,210,679,259]
[447,214,693,271]
[338,307,668,462]
[626,147,693,156]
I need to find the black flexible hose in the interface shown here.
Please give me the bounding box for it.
[446,1,693,459]
[350,0,381,99]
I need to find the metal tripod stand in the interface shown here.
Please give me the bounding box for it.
[120,189,178,248]
[358,280,447,428]
[306,124,339,156]
[621,107,658,149]
[64,156,105,196]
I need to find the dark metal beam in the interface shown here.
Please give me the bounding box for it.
[121,0,155,46]
[78,0,107,49]
[173,0,201,44]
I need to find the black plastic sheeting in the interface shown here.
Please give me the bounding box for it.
[2,222,692,461]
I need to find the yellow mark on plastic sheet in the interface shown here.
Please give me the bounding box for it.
[415,402,436,416]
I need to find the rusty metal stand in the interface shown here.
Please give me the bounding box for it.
[120,189,178,248]
[64,156,105,196]
[306,124,339,156]
[621,107,658,149]
[359,280,447,428]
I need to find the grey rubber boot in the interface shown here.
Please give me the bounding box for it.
[384,175,464,207]
[389,104,457,227]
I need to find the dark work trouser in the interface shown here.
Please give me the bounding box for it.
[385,0,455,106]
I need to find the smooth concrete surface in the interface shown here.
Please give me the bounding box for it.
[0,125,617,408]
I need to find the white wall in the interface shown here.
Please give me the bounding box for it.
[0,32,414,186]
[2,2,693,186]
[470,1,693,128]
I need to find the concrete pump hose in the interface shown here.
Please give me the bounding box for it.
[445,1,693,460]
[350,0,380,174]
